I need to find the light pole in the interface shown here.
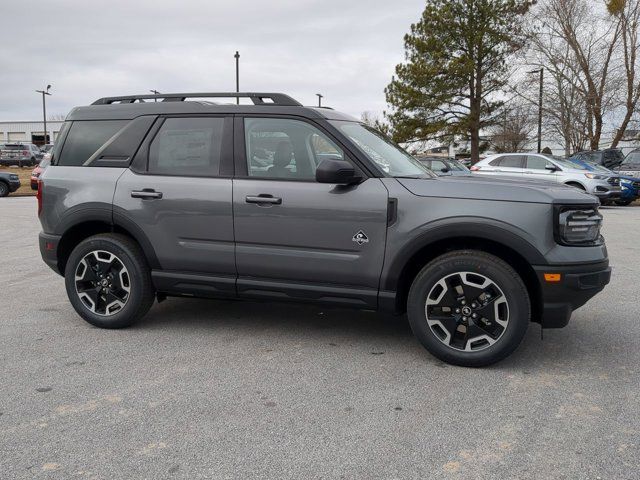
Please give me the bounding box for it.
[35,85,52,146]
[316,93,323,107]
[528,68,544,153]
[149,89,160,102]
[234,51,240,105]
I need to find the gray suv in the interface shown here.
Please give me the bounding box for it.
[37,92,611,367]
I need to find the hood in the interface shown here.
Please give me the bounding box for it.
[396,174,596,204]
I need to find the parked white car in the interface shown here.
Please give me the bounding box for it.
[471,153,622,202]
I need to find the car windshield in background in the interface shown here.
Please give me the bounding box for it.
[622,153,640,167]
[331,121,434,178]
[448,159,469,171]
[4,145,27,150]
[555,157,588,170]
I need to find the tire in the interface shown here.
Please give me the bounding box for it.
[614,200,633,206]
[407,250,530,367]
[0,182,8,197]
[64,233,155,328]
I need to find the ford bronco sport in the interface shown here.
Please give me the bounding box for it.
[38,92,611,367]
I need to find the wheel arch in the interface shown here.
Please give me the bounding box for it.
[385,228,543,323]
[564,180,586,190]
[56,218,160,275]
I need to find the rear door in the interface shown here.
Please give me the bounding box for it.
[493,155,525,177]
[113,115,236,296]
[232,116,389,308]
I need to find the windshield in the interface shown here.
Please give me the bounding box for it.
[555,157,589,170]
[447,159,469,171]
[623,151,640,167]
[331,121,434,178]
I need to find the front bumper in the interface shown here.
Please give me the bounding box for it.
[533,260,611,328]
[39,232,62,275]
[593,186,622,199]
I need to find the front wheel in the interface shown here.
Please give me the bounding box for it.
[614,200,633,206]
[407,250,530,367]
[64,233,155,328]
[0,182,8,197]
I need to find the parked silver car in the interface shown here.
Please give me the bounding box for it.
[471,153,622,202]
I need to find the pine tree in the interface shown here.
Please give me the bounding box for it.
[385,0,534,161]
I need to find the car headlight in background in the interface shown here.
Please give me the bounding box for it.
[584,173,606,180]
[555,206,603,245]
[10,174,19,180]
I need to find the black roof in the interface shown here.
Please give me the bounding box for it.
[67,92,358,122]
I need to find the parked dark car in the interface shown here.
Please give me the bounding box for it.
[569,149,625,169]
[38,91,611,367]
[416,156,471,176]
[0,143,42,167]
[616,149,640,178]
[0,171,21,197]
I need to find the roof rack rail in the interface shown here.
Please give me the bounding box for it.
[91,92,302,106]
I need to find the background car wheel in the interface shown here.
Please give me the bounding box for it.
[64,233,155,329]
[565,182,586,190]
[0,182,8,197]
[407,250,530,367]
[614,200,632,206]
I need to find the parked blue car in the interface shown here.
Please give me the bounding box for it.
[568,158,639,205]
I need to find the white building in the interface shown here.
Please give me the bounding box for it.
[0,120,65,146]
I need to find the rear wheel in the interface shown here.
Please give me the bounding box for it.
[0,182,8,197]
[64,233,155,328]
[407,250,530,367]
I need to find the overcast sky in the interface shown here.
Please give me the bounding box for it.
[0,0,425,121]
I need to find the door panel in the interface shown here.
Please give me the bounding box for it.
[233,178,389,293]
[524,155,558,182]
[114,170,235,277]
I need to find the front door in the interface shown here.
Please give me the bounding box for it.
[524,155,559,182]
[113,116,236,295]
[233,117,389,308]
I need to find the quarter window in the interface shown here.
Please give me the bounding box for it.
[244,118,344,180]
[58,120,126,166]
[148,117,224,176]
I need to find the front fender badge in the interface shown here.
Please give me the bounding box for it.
[352,230,369,245]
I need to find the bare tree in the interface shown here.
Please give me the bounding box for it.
[47,113,67,121]
[608,0,640,147]
[526,0,621,150]
[488,102,535,152]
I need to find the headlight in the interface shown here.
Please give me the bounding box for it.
[555,206,603,245]
[10,174,19,180]
[584,173,606,180]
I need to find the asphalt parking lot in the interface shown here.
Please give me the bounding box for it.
[0,197,638,479]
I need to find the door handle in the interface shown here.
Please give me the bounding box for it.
[131,189,163,200]
[246,195,282,205]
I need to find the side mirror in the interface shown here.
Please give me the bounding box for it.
[316,159,362,185]
[440,167,450,173]
[545,164,558,172]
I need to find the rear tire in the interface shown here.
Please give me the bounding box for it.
[407,250,530,367]
[0,182,8,197]
[64,233,155,328]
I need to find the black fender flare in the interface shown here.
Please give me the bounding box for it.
[382,219,547,291]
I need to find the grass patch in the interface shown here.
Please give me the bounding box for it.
[1,167,36,196]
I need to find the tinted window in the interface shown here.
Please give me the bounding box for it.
[149,117,224,176]
[59,120,126,166]
[526,156,552,170]
[244,118,344,180]
[498,155,525,168]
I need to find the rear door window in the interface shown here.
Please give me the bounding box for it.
[148,117,225,176]
[58,120,126,166]
[498,155,525,168]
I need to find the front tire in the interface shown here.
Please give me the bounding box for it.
[407,250,530,367]
[64,233,155,328]
[614,199,633,206]
[0,182,8,197]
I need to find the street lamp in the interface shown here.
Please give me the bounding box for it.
[234,51,240,105]
[316,93,323,107]
[35,85,52,146]
[528,68,544,153]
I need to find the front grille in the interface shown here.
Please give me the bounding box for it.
[608,177,620,186]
